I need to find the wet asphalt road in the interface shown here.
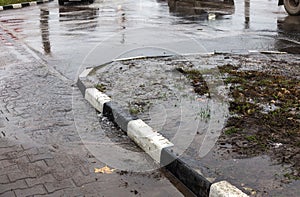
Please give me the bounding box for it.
[0,0,299,81]
[0,0,300,196]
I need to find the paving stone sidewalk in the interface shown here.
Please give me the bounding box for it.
[0,25,183,197]
[0,137,184,197]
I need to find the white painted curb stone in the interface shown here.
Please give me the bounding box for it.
[29,2,37,6]
[79,67,93,78]
[209,181,248,197]
[0,6,3,10]
[85,88,111,113]
[127,119,174,163]
[12,4,22,8]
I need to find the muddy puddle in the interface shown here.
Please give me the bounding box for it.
[182,53,300,196]
[277,16,300,54]
[87,52,300,196]
[89,55,229,157]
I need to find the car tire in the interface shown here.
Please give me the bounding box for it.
[284,0,300,15]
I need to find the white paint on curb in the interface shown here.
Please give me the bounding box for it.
[79,68,93,78]
[114,56,147,61]
[184,50,289,57]
[29,1,37,5]
[85,88,111,113]
[12,4,22,8]
[260,51,287,54]
[209,181,248,197]
[182,52,215,56]
[248,50,259,53]
[0,6,3,10]
[127,119,174,163]
[43,0,49,2]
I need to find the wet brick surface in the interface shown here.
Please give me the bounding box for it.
[0,24,182,196]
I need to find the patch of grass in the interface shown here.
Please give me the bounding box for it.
[95,84,106,92]
[224,76,247,85]
[245,135,258,142]
[284,173,300,181]
[0,0,35,6]
[198,108,211,119]
[160,92,168,100]
[259,79,272,86]
[229,101,258,115]
[218,64,238,73]
[129,107,140,115]
[224,127,240,135]
[176,67,210,96]
[128,101,151,116]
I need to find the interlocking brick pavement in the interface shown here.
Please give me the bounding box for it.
[0,137,183,196]
[0,21,183,197]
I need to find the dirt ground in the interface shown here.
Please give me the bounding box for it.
[90,52,300,195]
[179,54,300,181]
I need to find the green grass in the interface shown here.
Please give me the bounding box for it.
[197,108,211,119]
[284,173,300,180]
[94,84,106,92]
[129,107,140,115]
[0,0,35,6]
[245,135,258,142]
[224,127,240,135]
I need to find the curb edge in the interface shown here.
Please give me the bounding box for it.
[76,55,254,196]
[0,0,53,11]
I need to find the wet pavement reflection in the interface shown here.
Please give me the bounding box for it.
[0,0,299,81]
[277,15,300,53]
[168,0,235,18]
[244,0,250,28]
[40,8,51,54]
[59,6,99,32]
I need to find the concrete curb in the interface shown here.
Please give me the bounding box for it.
[76,54,255,196]
[0,0,53,11]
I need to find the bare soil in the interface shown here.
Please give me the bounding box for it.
[181,54,300,181]
[91,53,300,188]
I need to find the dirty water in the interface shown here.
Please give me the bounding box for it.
[90,56,229,159]
[87,53,300,196]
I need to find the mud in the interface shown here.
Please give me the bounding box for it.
[89,55,229,151]
[88,52,300,196]
[183,53,300,196]
[181,53,300,180]
[217,57,300,180]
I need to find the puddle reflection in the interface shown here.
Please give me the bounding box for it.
[40,8,51,54]
[244,0,250,29]
[168,0,235,20]
[276,16,300,53]
[59,7,99,32]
